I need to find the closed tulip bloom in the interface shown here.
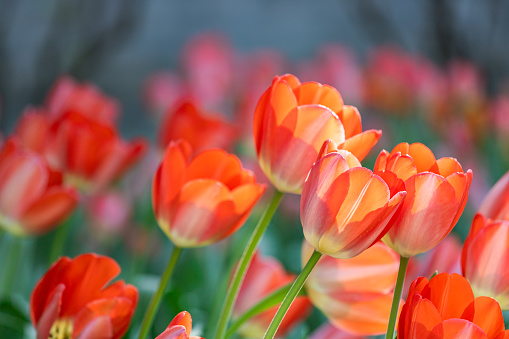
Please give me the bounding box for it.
[253,74,381,194]
[152,140,265,248]
[156,311,203,339]
[478,170,509,221]
[462,213,509,309]
[374,142,472,257]
[30,254,138,339]
[233,252,311,338]
[398,273,509,339]
[303,241,400,335]
[301,150,405,259]
[0,139,78,236]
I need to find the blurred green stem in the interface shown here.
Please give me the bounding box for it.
[138,246,183,339]
[385,255,409,339]
[225,283,306,339]
[48,213,75,265]
[214,191,284,339]
[263,250,322,339]
[1,236,23,296]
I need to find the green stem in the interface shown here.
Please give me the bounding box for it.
[263,250,322,339]
[1,236,23,296]
[48,216,74,265]
[138,246,183,339]
[214,191,284,339]
[385,255,409,339]
[226,283,307,338]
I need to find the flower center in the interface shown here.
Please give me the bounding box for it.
[48,318,73,339]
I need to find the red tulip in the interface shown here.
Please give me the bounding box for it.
[156,311,203,339]
[0,139,78,236]
[253,74,381,194]
[233,252,311,338]
[45,75,119,124]
[478,170,509,221]
[303,241,400,335]
[309,323,367,339]
[152,140,265,247]
[462,213,509,309]
[14,107,52,154]
[30,254,138,339]
[301,150,405,259]
[374,142,472,257]
[45,111,146,192]
[158,100,237,154]
[143,71,185,116]
[398,273,509,339]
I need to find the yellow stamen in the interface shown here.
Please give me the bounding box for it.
[48,318,73,339]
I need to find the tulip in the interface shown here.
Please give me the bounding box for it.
[309,323,367,339]
[303,241,400,336]
[14,107,51,154]
[30,254,138,339]
[233,252,311,338]
[45,75,119,124]
[152,139,265,248]
[398,273,509,338]
[301,150,405,259]
[45,111,146,193]
[143,71,184,116]
[158,100,237,154]
[374,142,472,257]
[0,139,78,236]
[253,73,381,194]
[478,170,509,221]
[462,213,509,309]
[156,311,203,339]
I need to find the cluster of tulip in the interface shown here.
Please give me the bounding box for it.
[2,33,509,339]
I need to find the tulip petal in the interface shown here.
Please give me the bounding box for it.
[301,153,350,250]
[447,170,473,227]
[479,171,509,220]
[21,187,78,234]
[35,284,64,339]
[437,157,463,177]
[156,325,189,339]
[339,129,382,162]
[385,153,417,181]
[168,311,193,336]
[337,105,362,139]
[76,315,113,339]
[429,319,487,339]
[461,296,505,338]
[294,82,343,114]
[270,78,299,124]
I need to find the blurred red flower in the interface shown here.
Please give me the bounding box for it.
[152,139,265,247]
[0,139,78,236]
[30,254,138,339]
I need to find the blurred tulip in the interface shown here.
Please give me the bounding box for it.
[374,142,472,257]
[462,213,509,309]
[30,254,138,339]
[309,323,367,339]
[156,311,203,339]
[301,150,405,259]
[143,71,185,116]
[152,139,265,247]
[253,74,381,194]
[398,273,509,338]
[404,234,462,299]
[303,241,400,335]
[85,191,131,237]
[45,75,119,124]
[14,107,52,154]
[45,111,146,193]
[478,170,509,221]
[0,139,78,236]
[233,252,311,338]
[158,100,237,154]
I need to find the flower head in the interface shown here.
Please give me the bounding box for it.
[156,311,203,339]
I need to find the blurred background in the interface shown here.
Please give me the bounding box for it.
[1,0,509,338]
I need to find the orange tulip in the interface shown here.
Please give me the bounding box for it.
[303,241,400,335]
[30,254,138,339]
[45,75,119,124]
[253,74,381,193]
[301,150,405,259]
[156,311,203,339]
[374,142,472,257]
[158,100,237,154]
[233,252,311,338]
[462,213,509,309]
[0,139,78,236]
[152,139,265,247]
[309,323,367,339]
[45,111,146,192]
[398,273,509,339]
[478,170,509,221]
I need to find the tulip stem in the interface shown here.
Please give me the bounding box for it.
[1,235,23,296]
[138,246,183,339]
[214,191,284,339]
[385,255,409,339]
[263,250,322,339]
[48,210,78,266]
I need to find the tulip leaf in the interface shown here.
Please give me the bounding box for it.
[0,297,30,339]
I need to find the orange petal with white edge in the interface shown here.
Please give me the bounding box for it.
[479,170,509,220]
[429,319,487,339]
[337,105,362,138]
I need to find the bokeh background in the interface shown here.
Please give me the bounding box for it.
[1,1,509,338]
